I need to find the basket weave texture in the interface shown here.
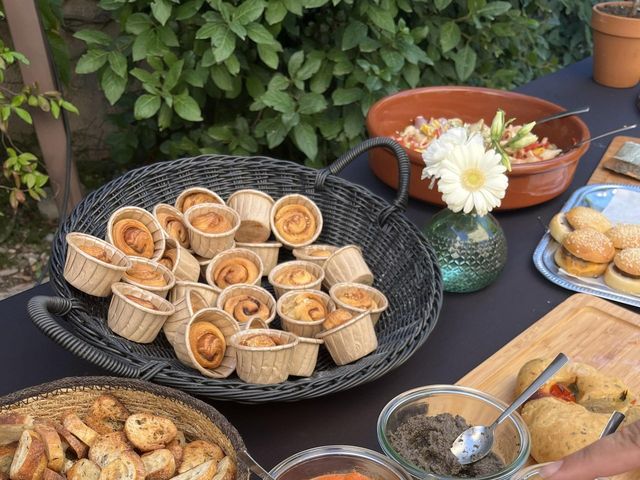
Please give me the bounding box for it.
[34,140,443,403]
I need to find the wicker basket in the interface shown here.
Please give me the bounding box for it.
[0,376,248,480]
[29,138,443,403]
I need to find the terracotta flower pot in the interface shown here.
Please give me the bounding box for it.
[592,2,640,88]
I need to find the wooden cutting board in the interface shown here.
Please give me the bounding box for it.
[457,294,640,479]
[588,135,640,185]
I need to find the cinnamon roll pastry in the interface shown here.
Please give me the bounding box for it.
[323,309,353,330]
[282,293,327,321]
[124,262,167,287]
[189,322,226,369]
[191,211,232,234]
[157,210,189,248]
[125,295,158,310]
[274,267,317,286]
[241,334,279,348]
[112,219,155,258]
[223,295,270,322]
[213,258,260,288]
[337,287,378,310]
[158,247,177,270]
[274,205,317,244]
[180,192,221,213]
[79,244,111,263]
[308,248,333,258]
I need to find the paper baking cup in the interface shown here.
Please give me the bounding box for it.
[194,241,236,279]
[204,248,263,293]
[175,187,225,213]
[121,257,176,298]
[172,308,239,378]
[184,204,239,258]
[323,245,374,289]
[216,284,276,326]
[64,233,131,297]
[230,329,299,385]
[227,189,275,243]
[329,282,389,326]
[236,242,281,275]
[292,244,339,267]
[276,289,335,338]
[268,260,325,298]
[169,281,218,306]
[108,283,175,343]
[162,238,200,283]
[163,288,209,346]
[153,203,190,249]
[242,318,270,330]
[106,206,166,261]
[270,194,323,248]
[316,310,377,366]
[289,337,323,377]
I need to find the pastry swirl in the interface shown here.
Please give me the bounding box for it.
[112,219,155,258]
[213,258,260,288]
[189,322,226,369]
[181,192,220,213]
[337,287,378,310]
[125,295,157,310]
[124,262,166,287]
[157,211,189,248]
[308,248,333,258]
[283,293,327,321]
[158,247,176,271]
[79,244,111,263]
[274,267,316,286]
[323,309,353,330]
[223,294,270,322]
[191,212,232,234]
[241,334,279,348]
[274,204,317,244]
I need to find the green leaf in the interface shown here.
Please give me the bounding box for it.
[257,44,279,69]
[60,101,79,115]
[380,48,404,72]
[246,23,276,45]
[477,1,512,18]
[344,105,362,139]
[233,0,265,25]
[158,25,180,47]
[402,63,420,87]
[341,21,367,51]
[131,68,160,86]
[310,64,332,93]
[164,59,184,91]
[287,51,304,77]
[225,55,241,75]
[298,92,327,115]
[108,51,127,78]
[440,21,461,53]
[367,6,395,33]
[175,0,204,20]
[296,51,323,80]
[246,75,266,98]
[267,73,290,91]
[435,0,453,10]
[101,67,127,105]
[174,92,203,121]
[263,118,290,148]
[229,22,247,39]
[125,13,153,35]
[134,94,161,119]
[332,87,362,106]
[211,65,234,91]
[73,29,112,46]
[265,0,287,24]
[50,101,60,119]
[158,103,173,130]
[75,50,108,74]
[293,123,317,160]
[183,68,208,87]
[13,107,32,124]
[151,0,172,25]
[196,21,226,40]
[213,28,236,62]
[454,45,477,81]
[132,30,155,62]
[262,90,294,113]
[283,0,302,15]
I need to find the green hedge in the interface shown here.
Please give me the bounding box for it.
[75,0,595,167]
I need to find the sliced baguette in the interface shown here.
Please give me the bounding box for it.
[32,425,63,473]
[168,460,215,480]
[84,396,130,435]
[165,432,185,470]
[67,459,101,480]
[61,414,98,448]
[42,468,64,480]
[9,430,47,480]
[49,422,88,459]
[0,415,33,446]
[142,449,176,480]
[61,459,76,475]
[88,432,132,468]
[0,442,17,474]
[178,441,224,474]
[124,414,177,452]
[98,452,145,480]
[212,457,235,480]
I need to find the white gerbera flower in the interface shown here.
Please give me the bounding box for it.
[437,143,508,216]
[421,127,484,181]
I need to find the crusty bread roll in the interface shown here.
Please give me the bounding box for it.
[88,432,132,468]
[42,468,65,480]
[97,452,144,480]
[555,229,615,277]
[178,441,224,474]
[9,430,47,480]
[124,414,177,452]
[0,443,16,474]
[141,449,175,480]
[166,432,185,470]
[49,422,88,460]
[169,460,216,480]
[0,415,33,446]
[66,459,101,480]
[212,457,235,480]
[61,415,98,448]
[84,395,130,435]
[32,424,64,473]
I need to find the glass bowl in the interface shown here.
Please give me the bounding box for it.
[377,385,531,480]
[270,445,412,480]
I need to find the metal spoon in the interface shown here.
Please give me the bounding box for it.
[535,106,591,125]
[570,124,638,150]
[451,353,569,465]
[238,450,278,480]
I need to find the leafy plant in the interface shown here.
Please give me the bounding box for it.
[75,0,595,167]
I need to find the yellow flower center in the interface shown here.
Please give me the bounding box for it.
[461,168,486,191]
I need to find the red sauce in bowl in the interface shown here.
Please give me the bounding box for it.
[311,473,373,480]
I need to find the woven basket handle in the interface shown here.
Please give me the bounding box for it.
[28,296,138,377]
[316,137,410,225]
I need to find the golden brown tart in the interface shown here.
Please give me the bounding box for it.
[337,287,378,310]
[274,204,317,244]
[79,244,111,263]
[191,211,232,234]
[240,334,279,348]
[158,246,177,271]
[124,262,166,287]
[282,292,327,321]
[213,257,260,288]
[125,295,157,310]
[322,309,353,330]
[157,210,189,248]
[112,219,155,258]
[274,267,316,286]
[223,295,270,322]
[180,192,222,213]
[189,322,226,369]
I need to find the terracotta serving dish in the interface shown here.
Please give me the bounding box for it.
[366,86,591,210]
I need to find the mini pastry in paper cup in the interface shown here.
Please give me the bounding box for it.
[316,309,377,366]
[227,189,275,243]
[194,241,236,278]
[158,238,200,283]
[270,194,323,248]
[276,289,335,338]
[175,186,225,213]
[236,242,282,275]
[292,244,339,267]
[153,203,190,249]
[268,260,324,298]
[107,206,165,261]
[216,283,276,326]
[172,308,239,378]
[329,282,388,326]
[323,245,374,288]
[230,329,299,385]
[64,233,131,297]
[108,282,175,343]
[163,288,209,345]
[289,337,323,377]
[184,203,239,258]
[205,248,263,293]
[169,280,218,306]
[121,257,176,298]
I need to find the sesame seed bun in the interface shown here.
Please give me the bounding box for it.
[614,248,640,276]
[565,207,612,233]
[562,229,615,264]
[549,213,573,243]
[554,247,609,277]
[605,224,640,250]
[604,249,640,295]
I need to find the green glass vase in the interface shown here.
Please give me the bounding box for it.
[423,208,507,293]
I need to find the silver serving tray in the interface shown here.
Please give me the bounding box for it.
[533,184,640,309]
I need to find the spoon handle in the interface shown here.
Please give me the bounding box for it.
[494,353,569,427]
[572,124,638,149]
[536,106,590,125]
[238,450,277,480]
[600,411,625,438]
